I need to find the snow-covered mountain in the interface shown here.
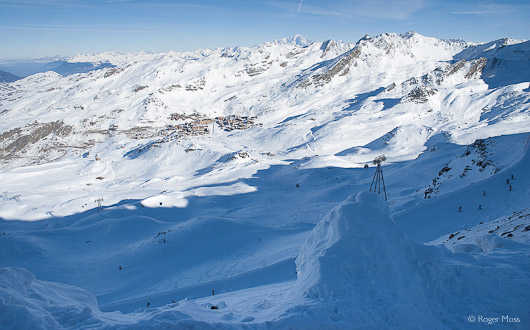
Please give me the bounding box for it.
[0,32,529,329]
[1,32,529,217]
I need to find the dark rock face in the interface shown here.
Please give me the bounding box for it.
[464,58,487,79]
[0,121,73,165]
[401,86,437,103]
[299,47,362,88]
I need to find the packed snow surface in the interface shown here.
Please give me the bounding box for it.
[1,32,530,329]
[1,192,529,329]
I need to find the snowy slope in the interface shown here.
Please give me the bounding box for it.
[1,193,528,329]
[1,32,529,221]
[0,32,530,329]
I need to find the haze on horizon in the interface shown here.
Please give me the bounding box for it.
[0,0,529,60]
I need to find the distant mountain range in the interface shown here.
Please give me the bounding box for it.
[0,70,20,83]
[0,60,114,80]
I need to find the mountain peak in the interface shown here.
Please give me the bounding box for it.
[289,34,311,46]
[272,34,312,47]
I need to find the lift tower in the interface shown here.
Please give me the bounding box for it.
[369,155,387,200]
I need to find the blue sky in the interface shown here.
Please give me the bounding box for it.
[0,0,529,59]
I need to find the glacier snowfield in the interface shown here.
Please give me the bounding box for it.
[1,32,529,329]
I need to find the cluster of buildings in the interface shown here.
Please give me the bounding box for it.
[168,113,259,134]
[125,113,260,150]
[214,115,259,132]
[168,113,213,136]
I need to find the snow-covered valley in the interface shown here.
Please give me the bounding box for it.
[1,32,529,329]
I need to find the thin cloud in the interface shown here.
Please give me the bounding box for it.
[265,0,426,20]
[0,0,101,11]
[451,5,519,16]
[0,23,186,33]
[451,11,500,15]
[447,0,530,16]
[117,1,215,11]
[0,0,211,11]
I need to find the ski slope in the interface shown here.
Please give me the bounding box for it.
[1,32,530,329]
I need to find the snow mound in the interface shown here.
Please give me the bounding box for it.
[0,267,208,329]
[292,191,530,328]
[0,267,101,329]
